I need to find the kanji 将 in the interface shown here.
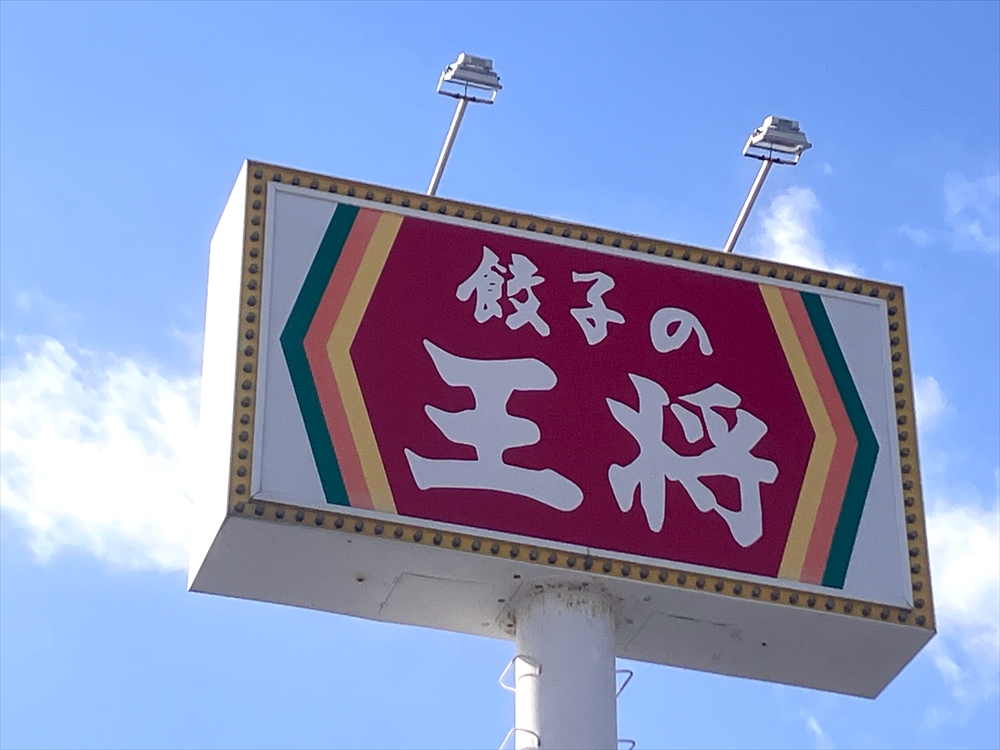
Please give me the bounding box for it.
[606,375,778,546]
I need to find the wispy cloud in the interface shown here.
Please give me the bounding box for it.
[944,173,999,254]
[928,483,1000,648]
[171,327,205,366]
[914,374,952,433]
[0,336,198,572]
[900,172,999,255]
[9,290,84,332]
[926,479,1000,674]
[799,710,833,749]
[924,482,1000,723]
[753,186,860,275]
[899,224,933,247]
[913,376,1000,718]
[915,376,999,655]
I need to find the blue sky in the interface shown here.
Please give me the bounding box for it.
[1,2,997,748]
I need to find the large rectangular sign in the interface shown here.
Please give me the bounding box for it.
[189,162,934,697]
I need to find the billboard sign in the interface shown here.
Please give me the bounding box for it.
[189,162,934,697]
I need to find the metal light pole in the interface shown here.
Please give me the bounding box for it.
[427,53,502,196]
[723,116,812,254]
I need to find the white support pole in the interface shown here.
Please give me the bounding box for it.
[513,585,618,750]
[427,97,469,196]
[722,159,772,254]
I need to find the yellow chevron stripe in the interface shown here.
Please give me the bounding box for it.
[328,212,403,514]
[759,285,836,581]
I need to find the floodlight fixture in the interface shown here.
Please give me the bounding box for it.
[427,53,502,196]
[743,116,812,165]
[724,116,811,254]
[437,53,503,104]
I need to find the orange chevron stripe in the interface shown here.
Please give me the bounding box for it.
[303,208,382,510]
[327,212,403,514]
[761,285,836,582]
[785,290,858,583]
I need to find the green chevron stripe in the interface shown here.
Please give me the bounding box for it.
[801,292,880,589]
[279,204,358,506]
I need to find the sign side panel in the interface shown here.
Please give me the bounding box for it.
[188,162,248,589]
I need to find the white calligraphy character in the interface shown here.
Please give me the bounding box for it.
[607,376,777,546]
[650,307,713,355]
[506,254,550,336]
[405,340,582,511]
[570,271,625,345]
[456,246,506,323]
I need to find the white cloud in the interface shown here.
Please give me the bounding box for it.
[923,475,1000,711]
[906,374,999,715]
[898,173,998,255]
[754,186,860,275]
[914,374,951,433]
[0,336,198,572]
[944,173,999,254]
[927,492,1000,656]
[799,710,833,749]
[899,224,933,247]
[821,163,833,177]
[11,290,84,330]
[171,326,205,366]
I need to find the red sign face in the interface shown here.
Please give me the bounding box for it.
[347,215,813,579]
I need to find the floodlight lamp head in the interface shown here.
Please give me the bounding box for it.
[437,53,502,104]
[743,116,812,165]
